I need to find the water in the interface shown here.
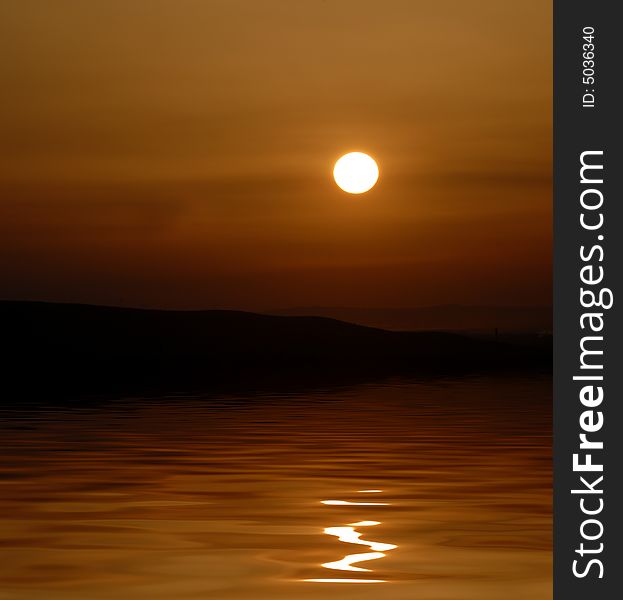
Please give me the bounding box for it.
[0,376,551,599]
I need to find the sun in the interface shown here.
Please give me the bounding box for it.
[333,152,379,194]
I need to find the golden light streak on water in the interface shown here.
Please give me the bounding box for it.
[321,500,389,506]
[322,551,386,572]
[303,578,386,583]
[304,493,397,583]
[303,579,386,583]
[323,524,398,552]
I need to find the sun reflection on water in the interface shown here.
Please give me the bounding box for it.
[321,500,389,506]
[304,490,397,584]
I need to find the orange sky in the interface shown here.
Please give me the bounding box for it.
[0,0,551,309]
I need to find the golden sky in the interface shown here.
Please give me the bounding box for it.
[0,0,551,309]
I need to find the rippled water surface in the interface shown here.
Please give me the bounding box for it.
[0,377,551,599]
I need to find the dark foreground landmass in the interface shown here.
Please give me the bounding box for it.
[2,301,551,395]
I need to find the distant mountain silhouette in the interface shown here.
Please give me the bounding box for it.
[266,305,552,333]
[2,301,550,393]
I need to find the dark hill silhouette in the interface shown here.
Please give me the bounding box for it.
[267,305,552,333]
[2,301,550,392]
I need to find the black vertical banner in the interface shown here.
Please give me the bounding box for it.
[554,1,622,599]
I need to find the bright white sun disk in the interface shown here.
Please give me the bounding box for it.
[333,152,379,194]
